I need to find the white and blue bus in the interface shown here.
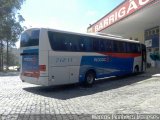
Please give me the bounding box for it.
[20,28,146,86]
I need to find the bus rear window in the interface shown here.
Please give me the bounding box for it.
[21,30,40,47]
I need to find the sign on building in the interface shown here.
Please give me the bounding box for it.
[87,0,154,33]
[145,39,152,47]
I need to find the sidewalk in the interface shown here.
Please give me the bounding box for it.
[141,67,160,77]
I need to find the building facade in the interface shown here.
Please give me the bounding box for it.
[87,0,160,67]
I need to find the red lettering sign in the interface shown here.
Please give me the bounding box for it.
[87,0,155,33]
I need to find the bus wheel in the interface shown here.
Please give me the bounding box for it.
[84,71,95,87]
[134,66,139,73]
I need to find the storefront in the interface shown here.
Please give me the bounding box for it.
[87,0,160,67]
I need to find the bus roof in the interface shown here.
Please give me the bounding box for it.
[26,28,140,43]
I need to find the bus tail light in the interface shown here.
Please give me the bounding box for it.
[39,65,46,71]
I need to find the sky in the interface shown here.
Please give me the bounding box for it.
[16,0,124,47]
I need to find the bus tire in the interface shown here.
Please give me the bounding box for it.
[134,65,139,73]
[84,71,95,87]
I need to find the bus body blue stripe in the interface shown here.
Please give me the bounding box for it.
[79,55,134,83]
[23,49,39,53]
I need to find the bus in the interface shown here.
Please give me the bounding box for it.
[20,28,146,86]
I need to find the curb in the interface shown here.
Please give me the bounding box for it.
[0,72,19,76]
[152,74,160,77]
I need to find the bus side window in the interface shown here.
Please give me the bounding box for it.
[123,42,127,53]
[58,34,67,51]
[119,42,126,53]
[126,43,131,53]
[99,39,105,52]
[137,44,141,53]
[130,43,137,53]
[134,44,141,53]
[66,41,73,51]
[126,43,139,53]
[93,38,99,51]
[61,33,78,51]
[78,38,86,51]
[83,37,93,52]
[113,41,118,52]
[71,35,78,51]
[113,41,125,53]
[105,40,112,52]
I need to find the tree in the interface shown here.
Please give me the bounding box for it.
[0,0,25,71]
[0,40,4,71]
[3,49,19,67]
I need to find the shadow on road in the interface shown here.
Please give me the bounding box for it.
[23,74,151,100]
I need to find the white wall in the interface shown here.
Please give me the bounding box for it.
[123,31,144,43]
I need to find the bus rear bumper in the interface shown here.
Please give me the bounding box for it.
[20,75,49,86]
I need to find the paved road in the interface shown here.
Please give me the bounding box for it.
[0,73,160,120]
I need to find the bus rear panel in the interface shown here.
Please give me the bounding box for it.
[20,28,49,86]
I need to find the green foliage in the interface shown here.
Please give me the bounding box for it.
[0,0,24,16]
[3,49,19,66]
[0,0,25,71]
[0,0,25,43]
